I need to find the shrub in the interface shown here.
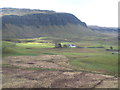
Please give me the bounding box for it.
[2,41,17,54]
[2,47,16,54]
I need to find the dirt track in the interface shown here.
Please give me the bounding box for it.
[2,55,118,88]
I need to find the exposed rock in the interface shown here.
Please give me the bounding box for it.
[2,13,87,27]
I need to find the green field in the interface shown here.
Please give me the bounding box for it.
[2,37,118,76]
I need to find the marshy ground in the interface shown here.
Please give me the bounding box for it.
[2,55,118,88]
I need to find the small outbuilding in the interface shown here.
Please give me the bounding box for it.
[63,44,76,48]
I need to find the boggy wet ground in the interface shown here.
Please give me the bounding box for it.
[2,55,118,88]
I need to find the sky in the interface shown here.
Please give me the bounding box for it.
[0,0,119,27]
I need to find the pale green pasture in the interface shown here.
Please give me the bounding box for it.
[16,42,54,48]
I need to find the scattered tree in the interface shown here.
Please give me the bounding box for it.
[63,44,68,48]
[55,43,62,48]
[110,46,113,50]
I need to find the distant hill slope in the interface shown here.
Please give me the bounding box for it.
[1,8,102,39]
[88,25,118,33]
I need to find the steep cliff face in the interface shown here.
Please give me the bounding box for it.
[2,8,99,39]
[2,13,87,27]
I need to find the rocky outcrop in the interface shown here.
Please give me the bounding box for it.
[2,13,87,27]
[2,8,100,39]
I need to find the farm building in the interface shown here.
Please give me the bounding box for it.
[63,44,76,48]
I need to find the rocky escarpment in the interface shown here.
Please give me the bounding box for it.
[2,13,87,27]
[2,8,100,39]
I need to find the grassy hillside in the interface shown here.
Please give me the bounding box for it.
[3,23,104,40]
